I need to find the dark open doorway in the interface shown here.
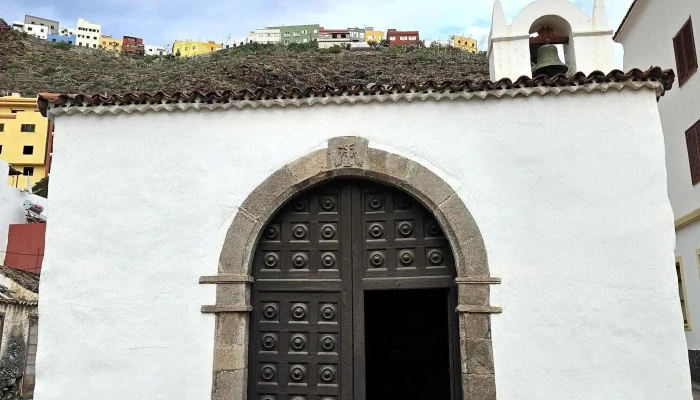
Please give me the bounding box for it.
[364,289,452,400]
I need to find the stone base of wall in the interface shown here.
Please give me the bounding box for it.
[690,350,700,383]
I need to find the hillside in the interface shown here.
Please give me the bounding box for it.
[0,19,490,97]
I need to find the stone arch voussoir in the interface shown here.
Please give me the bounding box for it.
[202,136,501,400]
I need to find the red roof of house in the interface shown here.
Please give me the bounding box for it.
[387,29,419,36]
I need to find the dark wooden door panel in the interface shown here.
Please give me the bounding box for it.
[250,180,458,400]
[359,183,453,283]
[252,292,344,400]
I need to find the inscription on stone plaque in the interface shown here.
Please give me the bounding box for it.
[335,144,363,168]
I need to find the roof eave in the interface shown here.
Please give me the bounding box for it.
[35,68,676,118]
[37,93,60,118]
[613,0,642,42]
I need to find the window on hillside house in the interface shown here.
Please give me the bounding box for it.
[390,37,396,41]
[11,110,24,113]
[686,119,700,184]
[674,17,698,86]
[0,145,3,154]
[341,34,347,38]
[23,146,34,155]
[21,124,35,133]
[314,29,318,33]
[93,44,97,48]
[23,167,34,176]
[27,27,32,31]
[0,124,4,132]
[677,257,692,329]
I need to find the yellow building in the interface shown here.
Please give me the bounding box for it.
[172,40,222,57]
[0,95,48,187]
[452,35,478,53]
[364,29,385,43]
[100,35,123,53]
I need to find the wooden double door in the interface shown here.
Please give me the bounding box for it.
[249,180,459,400]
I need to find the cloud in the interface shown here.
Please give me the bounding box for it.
[4,0,632,67]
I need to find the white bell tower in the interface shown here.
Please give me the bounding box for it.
[488,0,615,81]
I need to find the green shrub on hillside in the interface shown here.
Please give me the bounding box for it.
[51,42,71,51]
[319,45,343,54]
[287,41,318,52]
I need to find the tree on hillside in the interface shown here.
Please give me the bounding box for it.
[32,177,48,198]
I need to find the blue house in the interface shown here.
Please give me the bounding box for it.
[47,34,75,45]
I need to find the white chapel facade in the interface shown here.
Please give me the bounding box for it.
[32,1,691,399]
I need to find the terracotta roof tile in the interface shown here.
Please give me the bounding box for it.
[37,67,675,117]
[0,265,39,294]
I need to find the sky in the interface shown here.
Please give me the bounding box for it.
[4,0,633,67]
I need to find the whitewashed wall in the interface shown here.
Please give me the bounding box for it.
[35,89,689,399]
[617,0,700,351]
[22,24,48,40]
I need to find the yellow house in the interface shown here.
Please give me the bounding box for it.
[100,35,123,53]
[452,35,478,53]
[172,40,222,57]
[0,95,48,188]
[364,29,385,43]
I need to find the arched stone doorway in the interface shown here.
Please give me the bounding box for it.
[200,137,501,400]
[249,179,460,399]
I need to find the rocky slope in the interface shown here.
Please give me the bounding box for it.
[0,19,489,96]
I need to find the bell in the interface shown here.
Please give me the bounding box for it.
[532,43,569,78]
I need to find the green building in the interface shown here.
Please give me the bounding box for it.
[268,24,320,44]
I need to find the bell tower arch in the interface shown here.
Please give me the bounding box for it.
[488,0,614,81]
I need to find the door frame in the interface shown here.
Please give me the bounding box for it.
[201,137,502,400]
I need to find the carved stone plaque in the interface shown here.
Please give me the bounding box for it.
[328,136,368,169]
